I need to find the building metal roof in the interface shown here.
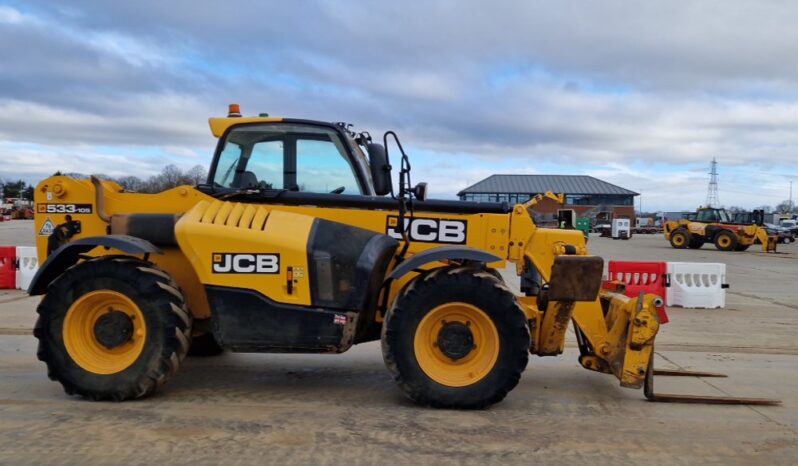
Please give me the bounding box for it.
[457,174,638,196]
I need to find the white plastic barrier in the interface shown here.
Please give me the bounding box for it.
[666,262,727,309]
[16,246,38,291]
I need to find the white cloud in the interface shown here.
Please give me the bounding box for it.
[0,5,30,24]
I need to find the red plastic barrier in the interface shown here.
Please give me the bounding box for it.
[0,246,16,289]
[607,261,669,324]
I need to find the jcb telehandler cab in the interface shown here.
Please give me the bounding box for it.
[29,106,778,407]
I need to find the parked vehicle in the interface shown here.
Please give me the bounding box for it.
[763,223,795,244]
[593,223,611,237]
[779,219,798,236]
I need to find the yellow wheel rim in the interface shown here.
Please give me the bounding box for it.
[673,234,685,246]
[718,236,731,247]
[413,302,500,387]
[63,290,147,375]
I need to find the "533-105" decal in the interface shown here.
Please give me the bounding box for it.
[37,204,93,214]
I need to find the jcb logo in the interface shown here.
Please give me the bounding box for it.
[212,253,280,274]
[386,216,467,244]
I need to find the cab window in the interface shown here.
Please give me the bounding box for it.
[212,123,362,194]
[296,139,359,194]
[696,209,719,222]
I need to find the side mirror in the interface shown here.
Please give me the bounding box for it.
[753,209,764,226]
[367,143,392,196]
[412,182,428,202]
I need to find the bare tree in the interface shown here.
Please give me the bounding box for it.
[775,200,795,214]
[184,165,207,186]
[116,176,147,192]
[145,165,185,192]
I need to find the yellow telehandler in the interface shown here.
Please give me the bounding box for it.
[29,105,777,407]
[664,207,776,252]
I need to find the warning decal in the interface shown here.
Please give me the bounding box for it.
[39,218,55,236]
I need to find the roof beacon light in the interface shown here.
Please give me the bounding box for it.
[228,103,242,118]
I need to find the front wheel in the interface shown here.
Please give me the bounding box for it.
[714,231,738,251]
[382,267,530,409]
[34,257,192,400]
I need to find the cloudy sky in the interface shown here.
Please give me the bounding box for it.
[1,1,797,211]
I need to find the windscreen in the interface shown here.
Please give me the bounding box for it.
[213,123,361,195]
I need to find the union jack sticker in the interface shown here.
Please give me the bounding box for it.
[333,314,347,326]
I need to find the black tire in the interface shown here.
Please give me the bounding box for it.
[669,228,690,249]
[688,237,705,249]
[714,230,738,251]
[382,267,530,409]
[33,257,192,401]
[188,332,225,357]
[485,267,504,282]
[734,244,750,251]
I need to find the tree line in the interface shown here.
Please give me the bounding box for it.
[0,179,34,199]
[726,202,797,215]
[100,164,208,193]
[1,164,208,200]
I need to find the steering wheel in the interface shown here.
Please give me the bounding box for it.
[330,186,345,194]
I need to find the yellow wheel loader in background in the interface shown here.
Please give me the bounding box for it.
[29,106,778,408]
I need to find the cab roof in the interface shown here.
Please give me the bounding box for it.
[208,117,284,138]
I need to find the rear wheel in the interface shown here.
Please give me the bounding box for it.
[34,257,192,400]
[382,267,530,408]
[669,228,689,249]
[714,231,737,251]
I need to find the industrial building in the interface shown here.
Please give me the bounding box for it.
[457,174,638,224]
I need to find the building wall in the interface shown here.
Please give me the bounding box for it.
[459,192,635,224]
[524,198,635,221]
[461,192,634,206]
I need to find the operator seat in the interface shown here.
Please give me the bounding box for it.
[236,171,259,189]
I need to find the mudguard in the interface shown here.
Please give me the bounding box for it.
[27,235,162,295]
[386,246,502,282]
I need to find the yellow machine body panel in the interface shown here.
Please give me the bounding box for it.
[175,200,314,306]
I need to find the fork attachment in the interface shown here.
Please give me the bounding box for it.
[643,358,781,406]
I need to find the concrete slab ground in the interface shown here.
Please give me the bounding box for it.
[0,223,796,464]
[0,220,34,247]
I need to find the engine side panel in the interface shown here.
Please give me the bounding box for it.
[175,200,315,306]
